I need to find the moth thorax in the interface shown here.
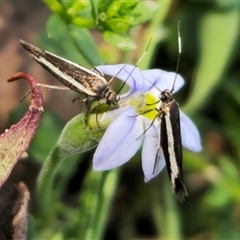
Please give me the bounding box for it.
[160,90,174,103]
[105,90,119,105]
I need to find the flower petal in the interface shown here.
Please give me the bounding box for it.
[142,69,184,96]
[93,106,143,170]
[96,64,144,98]
[97,105,131,127]
[141,118,165,182]
[180,111,202,152]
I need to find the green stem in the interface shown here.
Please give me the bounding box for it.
[92,168,120,239]
[151,174,182,239]
[75,168,120,239]
[162,177,182,239]
[36,112,99,228]
[36,145,66,226]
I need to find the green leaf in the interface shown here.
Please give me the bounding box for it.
[98,0,114,13]
[204,184,230,209]
[219,156,239,181]
[58,0,74,9]
[183,8,240,114]
[106,17,131,33]
[43,0,64,14]
[68,25,103,65]
[222,77,240,106]
[103,31,136,51]
[46,14,68,40]
[67,1,94,28]
[205,155,240,204]
[214,0,240,8]
[106,1,122,18]
[222,122,240,159]
[90,0,99,23]
[71,16,94,28]
[118,0,138,15]
[39,34,90,68]
[130,1,159,26]
[45,14,95,66]
[70,1,90,12]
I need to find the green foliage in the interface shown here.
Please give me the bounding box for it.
[27,109,63,164]
[46,14,102,66]
[183,7,240,114]
[44,0,157,51]
[4,0,240,239]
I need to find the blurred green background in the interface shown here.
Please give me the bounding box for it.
[1,1,240,239]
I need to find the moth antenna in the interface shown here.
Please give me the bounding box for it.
[107,64,127,85]
[116,39,152,95]
[171,20,181,93]
[135,38,152,66]
[144,76,162,93]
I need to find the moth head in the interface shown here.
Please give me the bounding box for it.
[160,90,174,102]
[106,91,120,105]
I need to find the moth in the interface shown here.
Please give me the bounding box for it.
[156,87,187,202]
[148,21,187,201]
[20,40,120,105]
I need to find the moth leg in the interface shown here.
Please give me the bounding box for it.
[128,108,155,118]
[95,100,114,128]
[152,111,163,174]
[72,95,88,103]
[146,100,159,106]
[91,67,104,76]
[153,146,161,174]
[20,83,70,103]
[20,86,39,103]
[95,100,102,129]
[136,108,160,139]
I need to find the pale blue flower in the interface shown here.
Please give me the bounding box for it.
[93,64,202,181]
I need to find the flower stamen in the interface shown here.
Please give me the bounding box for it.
[130,92,159,121]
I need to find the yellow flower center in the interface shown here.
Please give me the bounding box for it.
[129,92,159,121]
[87,92,159,129]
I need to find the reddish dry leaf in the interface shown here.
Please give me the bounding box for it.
[0,72,43,188]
